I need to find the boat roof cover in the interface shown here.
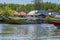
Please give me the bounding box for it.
[28,10,38,15]
[37,10,49,16]
[52,12,60,16]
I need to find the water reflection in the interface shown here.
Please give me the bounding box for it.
[1,24,36,36]
[0,24,58,40]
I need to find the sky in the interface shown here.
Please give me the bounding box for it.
[0,0,60,4]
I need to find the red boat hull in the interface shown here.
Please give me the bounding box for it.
[53,22,60,26]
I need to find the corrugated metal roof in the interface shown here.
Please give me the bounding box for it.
[19,12,27,16]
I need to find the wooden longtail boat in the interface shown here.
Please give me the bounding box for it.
[52,18,60,26]
[53,22,60,26]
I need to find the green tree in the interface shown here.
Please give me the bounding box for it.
[3,6,14,17]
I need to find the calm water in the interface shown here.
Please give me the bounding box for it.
[0,24,59,40]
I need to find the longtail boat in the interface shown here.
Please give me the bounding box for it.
[51,18,60,26]
[53,21,60,26]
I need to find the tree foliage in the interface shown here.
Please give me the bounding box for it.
[0,2,60,16]
[3,6,14,16]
